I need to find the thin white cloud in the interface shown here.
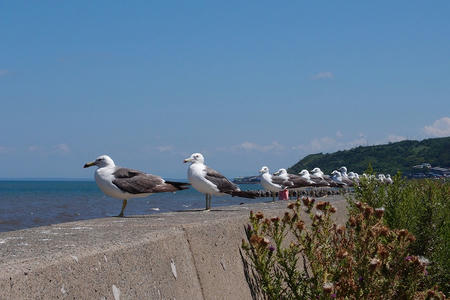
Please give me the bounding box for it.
[312,71,334,80]
[28,145,40,152]
[218,141,285,153]
[423,117,450,137]
[336,131,343,138]
[0,146,9,153]
[236,141,284,152]
[54,143,70,153]
[387,134,406,143]
[155,145,174,153]
[0,69,8,77]
[234,141,284,152]
[310,137,336,152]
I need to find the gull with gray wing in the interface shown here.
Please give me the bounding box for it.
[84,155,189,217]
[276,168,318,188]
[184,153,257,210]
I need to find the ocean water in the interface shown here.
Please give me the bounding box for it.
[0,180,268,232]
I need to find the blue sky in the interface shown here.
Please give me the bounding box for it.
[1,1,449,179]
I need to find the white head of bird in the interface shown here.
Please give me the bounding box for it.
[311,167,322,174]
[385,174,393,184]
[298,169,310,176]
[331,170,342,179]
[299,170,312,181]
[184,153,205,164]
[273,168,287,176]
[84,155,115,169]
[338,166,347,174]
[259,166,270,174]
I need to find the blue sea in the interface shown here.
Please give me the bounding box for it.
[0,180,267,233]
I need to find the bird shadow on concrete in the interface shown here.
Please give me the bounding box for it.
[173,208,241,213]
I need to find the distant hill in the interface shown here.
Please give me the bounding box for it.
[287,137,450,175]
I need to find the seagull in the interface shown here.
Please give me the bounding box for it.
[84,155,189,217]
[348,172,360,184]
[331,170,354,187]
[184,153,257,210]
[338,166,348,178]
[259,166,292,201]
[362,173,377,181]
[297,169,328,187]
[377,174,386,183]
[337,167,356,186]
[260,166,288,192]
[348,172,359,179]
[385,174,393,184]
[311,168,343,187]
[311,167,324,176]
[361,173,370,180]
[275,168,317,188]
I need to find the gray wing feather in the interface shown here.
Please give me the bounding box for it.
[112,167,177,194]
[309,174,330,186]
[287,174,314,188]
[271,175,292,187]
[204,167,239,193]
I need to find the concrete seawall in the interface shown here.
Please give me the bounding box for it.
[0,196,348,299]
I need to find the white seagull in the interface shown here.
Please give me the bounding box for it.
[362,173,376,181]
[184,153,257,210]
[385,174,394,184]
[348,172,360,183]
[275,168,317,188]
[260,166,292,201]
[331,170,354,187]
[84,155,189,217]
[311,168,343,187]
[297,169,326,187]
[311,167,324,177]
[338,166,348,178]
[259,166,288,192]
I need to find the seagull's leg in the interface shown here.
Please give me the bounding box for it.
[117,199,128,217]
[205,194,211,211]
[272,192,275,202]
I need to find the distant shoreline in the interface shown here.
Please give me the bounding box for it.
[0,178,94,182]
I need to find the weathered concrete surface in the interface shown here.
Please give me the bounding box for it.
[0,196,348,300]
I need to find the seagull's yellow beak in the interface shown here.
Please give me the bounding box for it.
[83,161,96,168]
[183,157,192,163]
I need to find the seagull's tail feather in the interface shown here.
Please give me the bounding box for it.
[230,190,258,199]
[165,181,190,190]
